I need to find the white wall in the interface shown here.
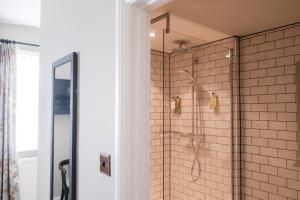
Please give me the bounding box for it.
[38,0,116,199]
[0,22,40,45]
[19,157,38,200]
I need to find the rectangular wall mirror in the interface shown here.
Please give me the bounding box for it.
[50,52,78,200]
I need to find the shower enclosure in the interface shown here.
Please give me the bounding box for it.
[150,29,240,200]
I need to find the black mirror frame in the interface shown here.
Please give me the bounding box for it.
[50,52,78,200]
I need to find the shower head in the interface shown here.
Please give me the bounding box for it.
[172,47,189,54]
[177,69,199,85]
[172,40,192,54]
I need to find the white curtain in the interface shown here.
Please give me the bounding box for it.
[0,42,20,200]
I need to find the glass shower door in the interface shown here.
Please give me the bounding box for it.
[162,31,240,200]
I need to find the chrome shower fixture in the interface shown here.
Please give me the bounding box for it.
[172,40,199,64]
[172,47,189,54]
[177,69,199,86]
[175,41,203,182]
[172,40,193,53]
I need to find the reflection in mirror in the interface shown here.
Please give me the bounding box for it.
[53,62,71,200]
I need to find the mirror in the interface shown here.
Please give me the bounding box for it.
[51,53,78,200]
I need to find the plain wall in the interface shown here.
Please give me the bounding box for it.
[19,157,38,200]
[38,0,116,199]
[0,22,40,45]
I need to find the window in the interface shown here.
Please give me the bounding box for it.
[16,50,39,152]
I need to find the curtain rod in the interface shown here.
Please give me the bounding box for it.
[0,39,40,47]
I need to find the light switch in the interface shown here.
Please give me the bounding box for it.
[100,153,111,176]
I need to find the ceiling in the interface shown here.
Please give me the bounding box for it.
[0,0,299,48]
[0,0,40,27]
[151,19,207,53]
[151,0,300,52]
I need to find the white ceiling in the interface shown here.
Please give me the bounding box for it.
[151,0,300,52]
[0,0,299,48]
[151,19,207,53]
[0,0,40,27]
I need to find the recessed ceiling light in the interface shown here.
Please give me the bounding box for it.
[150,32,157,38]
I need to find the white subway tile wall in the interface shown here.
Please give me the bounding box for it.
[150,22,300,200]
[240,23,300,200]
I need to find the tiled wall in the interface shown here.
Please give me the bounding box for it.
[169,38,238,200]
[150,22,300,200]
[240,23,300,200]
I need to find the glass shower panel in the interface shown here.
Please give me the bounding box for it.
[162,29,171,200]
[150,28,171,200]
[162,31,240,200]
